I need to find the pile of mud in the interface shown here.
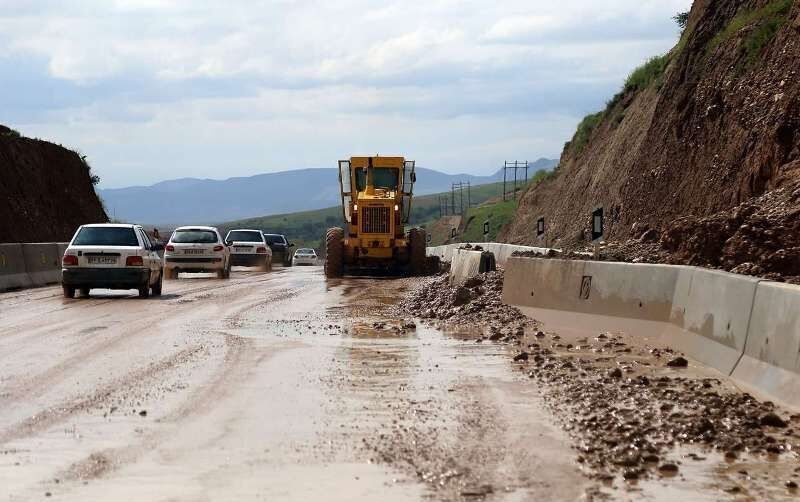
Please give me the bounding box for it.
[0,125,107,242]
[403,270,800,496]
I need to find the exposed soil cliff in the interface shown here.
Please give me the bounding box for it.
[0,125,108,242]
[501,0,800,279]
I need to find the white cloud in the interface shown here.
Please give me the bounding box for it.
[0,0,694,187]
[484,15,562,41]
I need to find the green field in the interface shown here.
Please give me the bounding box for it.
[219,181,509,250]
[457,199,519,242]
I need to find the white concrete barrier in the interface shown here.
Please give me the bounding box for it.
[0,244,32,291]
[21,243,61,286]
[449,249,496,285]
[501,256,800,408]
[428,242,552,266]
[667,268,758,375]
[732,283,800,407]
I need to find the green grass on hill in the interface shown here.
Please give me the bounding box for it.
[456,199,519,243]
[707,0,792,63]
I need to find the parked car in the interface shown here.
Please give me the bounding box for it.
[164,226,231,279]
[225,229,272,271]
[61,223,164,299]
[292,248,318,266]
[263,233,294,266]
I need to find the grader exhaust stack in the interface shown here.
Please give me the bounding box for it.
[324,156,426,277]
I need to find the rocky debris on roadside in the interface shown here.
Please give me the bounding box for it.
[398,270,535,339]
[520,330,800,482]
[401,269,800,493]
[510,179,800,285]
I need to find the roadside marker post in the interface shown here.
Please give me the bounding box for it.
[536,217,546,249]
[591,207,604,258]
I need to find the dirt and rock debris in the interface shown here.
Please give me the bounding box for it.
[401,269,800,499]
[515,177,800,284]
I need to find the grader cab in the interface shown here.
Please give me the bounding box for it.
[324,156,426,277]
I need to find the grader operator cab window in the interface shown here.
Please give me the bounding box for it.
[355,168,399,191]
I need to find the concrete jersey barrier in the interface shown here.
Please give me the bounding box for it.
[502,256,800,409]
[0,242,69,292]
[449,249,496,285]
[732,283,800,406]
[22,243,62,286]
[0,243,33,290]
[428,242,551,266]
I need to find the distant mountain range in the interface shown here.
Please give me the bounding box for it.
[99,158,557,224]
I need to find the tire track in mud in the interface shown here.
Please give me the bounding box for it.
[52,333,261,491]
[0,344,209,446]
[0,275,296,408]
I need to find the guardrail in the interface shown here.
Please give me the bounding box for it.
[501,256,800,409]
[0,243,67,292]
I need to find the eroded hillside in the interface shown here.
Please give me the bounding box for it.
[501,0,800,278]
[0,125,107,242]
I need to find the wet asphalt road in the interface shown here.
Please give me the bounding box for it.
[0,267,584,501]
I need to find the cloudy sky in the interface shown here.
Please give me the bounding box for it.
[0,0,692,188]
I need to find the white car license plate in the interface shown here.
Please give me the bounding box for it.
[234,246,252,253]
[185,249,205,255]
[88,256,116,265]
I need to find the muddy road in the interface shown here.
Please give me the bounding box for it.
[0,267,583,501]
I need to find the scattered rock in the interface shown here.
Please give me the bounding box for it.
[513,352,529,362]
[666,356,688,368]
[658,463,679,474]
[760,413,788,428]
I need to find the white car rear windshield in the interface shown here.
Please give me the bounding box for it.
[73,227,139,246]
[227,231,263,243]
[297,249,315,254]
[172,230,218,244]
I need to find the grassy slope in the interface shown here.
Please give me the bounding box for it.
[457,199,519,243]
[220,181,509,250]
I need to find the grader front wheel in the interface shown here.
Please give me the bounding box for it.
[325,227,344,278]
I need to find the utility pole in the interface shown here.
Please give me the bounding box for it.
[503,161,529,200]
[460,182,464,215]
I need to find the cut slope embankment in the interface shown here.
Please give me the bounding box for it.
[0,126,107,242]
[501,0,800,280]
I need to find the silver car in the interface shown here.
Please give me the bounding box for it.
[292,248,318,266]
[164,226,231,279]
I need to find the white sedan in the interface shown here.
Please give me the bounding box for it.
[61,223,164,298]
[292,248,318,266]
[164,226,231,279]
[225,229,272,271]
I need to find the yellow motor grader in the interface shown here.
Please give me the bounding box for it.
[325,156,426,277]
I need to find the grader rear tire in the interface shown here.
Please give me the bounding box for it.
[408,228,426,276]
[325,227,344,278]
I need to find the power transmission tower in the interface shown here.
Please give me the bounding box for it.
[451,182,471,215]
[503,161,529,201]
[438,195,450,218]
